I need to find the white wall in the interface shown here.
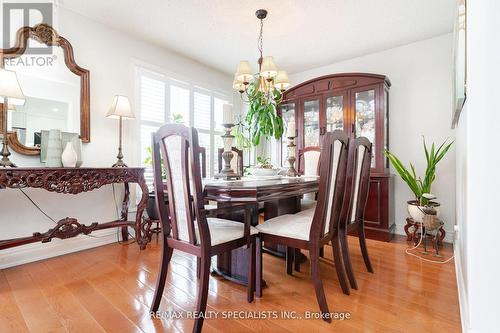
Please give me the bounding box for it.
[454,1,500,332]
[289,34,455,241]
[0,6,234,268]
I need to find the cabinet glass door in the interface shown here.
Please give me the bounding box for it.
[281,102,295,166]
[303,99,320,147]
[355,89,376,167]
[326,95,344,132]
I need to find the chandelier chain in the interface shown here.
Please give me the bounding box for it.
[257,18,264,63]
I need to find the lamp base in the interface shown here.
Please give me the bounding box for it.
[112,159,128,168]
[112,147,127,168]
[0,157,16,168]
[0,142,16,168]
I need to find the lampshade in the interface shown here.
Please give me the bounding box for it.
[106,95,135,119]
[260,56,278,79]
[274,70,290,91]
[0,68,25,106]
[235,60,253,83]
[232,75,246,92]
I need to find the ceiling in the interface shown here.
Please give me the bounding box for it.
[58,0,456,75]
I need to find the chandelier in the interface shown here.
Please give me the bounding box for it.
[233,9,290,100]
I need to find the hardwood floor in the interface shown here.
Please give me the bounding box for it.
[0,235,461,333]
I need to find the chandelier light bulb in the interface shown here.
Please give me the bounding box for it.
[274,70,290,91]
[260,56,278,79]
[232,76,246,93]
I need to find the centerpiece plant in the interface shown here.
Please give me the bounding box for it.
[242,77,284,147]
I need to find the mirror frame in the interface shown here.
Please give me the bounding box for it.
[0,24,90,156]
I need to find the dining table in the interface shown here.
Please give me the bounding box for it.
[203,175,319,289]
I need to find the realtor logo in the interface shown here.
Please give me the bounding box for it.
[2,2,53,54]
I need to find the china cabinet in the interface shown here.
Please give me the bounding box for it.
[281,73,395,241]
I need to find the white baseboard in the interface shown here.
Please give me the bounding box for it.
[454,241,470,333]
[0,229,119,269]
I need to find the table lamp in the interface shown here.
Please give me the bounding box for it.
[0,68,25,167]
[106,95,135,167]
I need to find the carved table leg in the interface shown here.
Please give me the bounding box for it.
[135,173,151,249]
[121,182,130,241]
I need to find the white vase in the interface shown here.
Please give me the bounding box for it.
[70,136,83,167]
[46,129,62,167]
[61,142,78,167]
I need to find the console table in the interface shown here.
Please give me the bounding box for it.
[0,167,152,250]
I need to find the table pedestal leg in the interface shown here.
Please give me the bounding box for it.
[213,206,261,286]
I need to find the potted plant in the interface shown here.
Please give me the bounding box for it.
[384,138,453,222]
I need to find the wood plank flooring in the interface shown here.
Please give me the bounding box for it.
[0,236,461,332]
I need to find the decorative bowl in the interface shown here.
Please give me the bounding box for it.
[249,167,280,177]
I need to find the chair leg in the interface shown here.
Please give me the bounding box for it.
[193,255,211,333]
[294,248,301,272]
[332,230,350,295]
[150,239,173,312]
[256,236,263,297]
[247,237,256,302]
[286,247,294,275]
[309,247,331,323]
[358,221,374,273]
[340,225,358,290]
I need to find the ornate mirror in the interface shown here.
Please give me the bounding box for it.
[0,24,90,156]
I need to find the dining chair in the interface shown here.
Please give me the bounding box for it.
[195,146,207,178]
[150,124,257,333]
[255,131,350,321]
[298,146,321,210]
[339,137,374,290]
[218,146,244,176]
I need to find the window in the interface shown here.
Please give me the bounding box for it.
[137,67,230,188]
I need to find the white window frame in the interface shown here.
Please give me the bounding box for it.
[136,66,231,183]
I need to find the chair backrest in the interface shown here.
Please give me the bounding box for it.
[344,137,372,226]
[298,146,321,176]
[195,146,207,178]
[309,131,349,241]
[151,124,209,247]
[218,147,244,176]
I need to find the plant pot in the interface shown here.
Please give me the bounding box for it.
[407,200,441,223]
[147,192,159,220]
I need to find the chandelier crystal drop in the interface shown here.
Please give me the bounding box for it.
[233,9,290,100]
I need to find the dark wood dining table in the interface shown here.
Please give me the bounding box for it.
[203,176,319,286]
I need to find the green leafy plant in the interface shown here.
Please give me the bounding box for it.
[232,119,252,150]
[144,146,166,180]
[171,113,185,124]
[384,137,453,205]
[256,156,270,164]
[243,77,284,146]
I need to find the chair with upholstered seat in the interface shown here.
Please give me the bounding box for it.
[339,137,374,291]
[255,131,351,320]
[298,146,321,210]
[150,124,257,333]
